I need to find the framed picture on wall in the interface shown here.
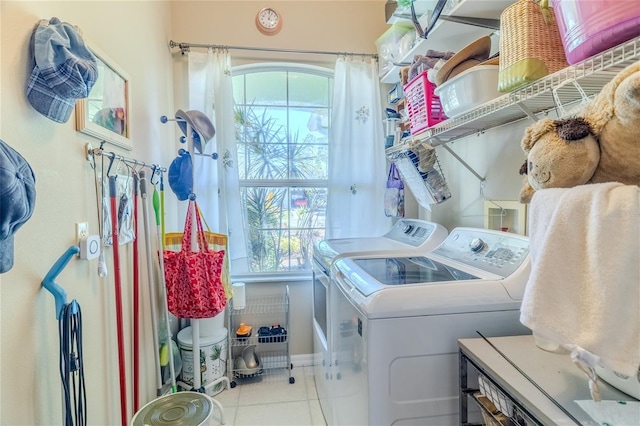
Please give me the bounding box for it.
[75,43,131,150]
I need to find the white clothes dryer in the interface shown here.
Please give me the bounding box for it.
[329,228,533,426]
[312,219,448,424]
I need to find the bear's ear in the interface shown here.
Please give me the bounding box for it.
[555,117,593,141]
[519,160,528,175]
[521,118,556,152]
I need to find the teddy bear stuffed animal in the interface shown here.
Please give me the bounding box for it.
[581,59,640,184]
[519,60,640,203]
[519,117,600,203]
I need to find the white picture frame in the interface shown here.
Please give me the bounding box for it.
[75,43,131,150]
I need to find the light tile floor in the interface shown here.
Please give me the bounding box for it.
[209,366,327,426]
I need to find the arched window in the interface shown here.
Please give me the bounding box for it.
[232,63,332,273]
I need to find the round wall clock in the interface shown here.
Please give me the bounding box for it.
[255,7,282,35]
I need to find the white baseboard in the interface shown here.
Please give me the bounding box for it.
[237,353,314,370]
[291,353,314,367]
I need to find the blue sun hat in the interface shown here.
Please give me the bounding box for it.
[26,17,99,123]
[0,139,36,273]
[168,150,193,201]
[175,110,216,154]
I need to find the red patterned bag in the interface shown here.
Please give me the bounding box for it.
[163,200,226,319]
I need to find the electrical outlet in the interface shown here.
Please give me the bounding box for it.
[76,222,89,244]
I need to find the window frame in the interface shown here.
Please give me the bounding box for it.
[232,62,332,278]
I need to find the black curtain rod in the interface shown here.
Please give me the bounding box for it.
[168,40,378,59]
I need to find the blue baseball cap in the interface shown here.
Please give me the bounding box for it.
[26,17,99,123]
[168,150,193,201]
[0,140,36,274]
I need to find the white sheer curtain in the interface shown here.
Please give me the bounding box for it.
[325,57,391,239]
[185,49,248,272]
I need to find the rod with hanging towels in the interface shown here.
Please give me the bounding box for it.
[168,40,378,59]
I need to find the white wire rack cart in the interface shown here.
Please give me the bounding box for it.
[228,285,294,387]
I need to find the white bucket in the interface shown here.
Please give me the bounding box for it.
[199,307,226,337]
[131,391,214,425]
[178,326,228,396]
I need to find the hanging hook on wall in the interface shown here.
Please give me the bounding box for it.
[106,153,117,178]
[89,148,97,171]
[150,165,161,186]
[459,181,507,218]
[42,245,81,320]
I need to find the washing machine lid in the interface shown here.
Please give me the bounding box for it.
[352,256,480,286]
[333,256,518,318]
[314,237,411,269]
[313,219,448,269]
[330,228,532,317]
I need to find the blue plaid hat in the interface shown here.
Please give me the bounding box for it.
[0,140,36,274]
[26,17,98,123]
[168,150,193,201]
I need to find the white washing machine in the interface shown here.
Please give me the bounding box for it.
[329,228,533,426]
[312,219,448,424]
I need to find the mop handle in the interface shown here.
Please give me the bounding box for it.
[109,176,128,426]
[132,173,140,412]
[152,189,177,393]
[160,176,166,250]
[139,171,164,396]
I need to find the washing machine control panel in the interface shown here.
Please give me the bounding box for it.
[433,228,529,277]
[384,219,440,247]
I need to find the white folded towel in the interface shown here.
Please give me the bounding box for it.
[520,182,640,378]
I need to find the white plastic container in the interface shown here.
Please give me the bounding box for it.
[375,23,414,75]
[434,65,502,117]
[199,307,226,337]
[552,0,640,65]
[178,326,228,396]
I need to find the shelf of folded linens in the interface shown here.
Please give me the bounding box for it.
[386,35,640,151]
[380,0,511,84]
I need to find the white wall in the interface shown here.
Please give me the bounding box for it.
[427,120,533,231]
[1,1,175,423]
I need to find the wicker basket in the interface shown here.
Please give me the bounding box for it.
[476,374,538,426]
[473,393,513,426]
[498,0,568,92]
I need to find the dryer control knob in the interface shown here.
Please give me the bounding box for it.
[469,238,485,253]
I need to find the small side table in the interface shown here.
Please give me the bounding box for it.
[458,335,638,425]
